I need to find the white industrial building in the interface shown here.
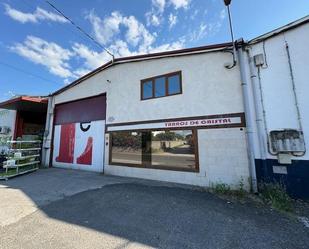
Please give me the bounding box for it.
[1,16,308,198]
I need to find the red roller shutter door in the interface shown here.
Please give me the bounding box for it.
[52,95,106,172]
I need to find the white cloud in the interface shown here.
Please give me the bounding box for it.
[169,0,191,9]
[189,23,208,41]
[168,13,177,28]
[145,0,166,26]
[146,12,161,26]
[88,12,155,50]
[72,43,110,69]
[219,9,226,20]
[10,36,74,78]
[4,4,68,24]
[147,40,184,53]
[187,8,227,42]
[86,11,122,45]
[122,15,155,48]
[152,0,166,13]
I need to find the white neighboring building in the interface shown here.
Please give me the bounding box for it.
[243,16,309,198]
[0,109,16,153]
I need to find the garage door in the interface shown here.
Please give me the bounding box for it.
[52,95,106,172]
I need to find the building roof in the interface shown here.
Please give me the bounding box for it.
[54,14,309,97]
[0,96,48,113]
[52,42,234,95]
[249,15,309,44]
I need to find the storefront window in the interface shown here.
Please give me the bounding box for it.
[151,130,196,171]
[110,131,142,165]
[110,129,198,172]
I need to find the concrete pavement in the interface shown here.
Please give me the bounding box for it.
[0,168,308,249]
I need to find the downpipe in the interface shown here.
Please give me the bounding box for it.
[237,46,258,193]
[245,47,273,157]
[41,96,53,167]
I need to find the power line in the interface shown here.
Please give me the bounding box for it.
[0,61,62,85]
[44,0,115,60]
[19,0,94,47]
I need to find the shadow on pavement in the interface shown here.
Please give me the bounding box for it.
[1,168,309,249]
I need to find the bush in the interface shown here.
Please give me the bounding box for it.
[259,182,293,212]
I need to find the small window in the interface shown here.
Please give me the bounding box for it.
[168,74,181,95]
[142,80,153,99]
[154,77,165,97]
[141,71,182,100]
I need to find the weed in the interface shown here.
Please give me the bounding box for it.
[259,182,293,212]
[212,183,231,195]
[234,178,246,198]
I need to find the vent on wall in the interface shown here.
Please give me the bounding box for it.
[270,129,305,153]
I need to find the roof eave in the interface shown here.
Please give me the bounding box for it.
[52,42,234,96]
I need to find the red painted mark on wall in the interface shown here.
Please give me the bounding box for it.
[77,137,93,165]
[56,123,75,163]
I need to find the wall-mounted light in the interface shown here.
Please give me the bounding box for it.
[223,0,237,69]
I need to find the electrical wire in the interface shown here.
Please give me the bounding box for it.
[19,0,96,48]
[0,61,62,85]
[44,0,114,60]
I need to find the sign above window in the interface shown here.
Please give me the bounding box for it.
[165,117,241,128]
[141,71,182,100]
[107,113,245,132]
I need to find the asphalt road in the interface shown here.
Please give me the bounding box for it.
[1,181,308,249]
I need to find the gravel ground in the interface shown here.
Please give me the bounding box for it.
[1,181,308,249]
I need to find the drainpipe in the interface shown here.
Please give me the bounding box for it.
[41,96,53,167]
[245,47,269,159]
[237,44,258,193]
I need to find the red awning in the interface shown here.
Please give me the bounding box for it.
[0,96,48,113]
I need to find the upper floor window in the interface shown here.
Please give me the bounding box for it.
[141,71,182,100]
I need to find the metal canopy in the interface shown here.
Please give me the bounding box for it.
[0,96,48,113]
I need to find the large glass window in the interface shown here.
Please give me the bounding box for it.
[110,131,142,165]
[141,71,182,100]
[110,129,198,172]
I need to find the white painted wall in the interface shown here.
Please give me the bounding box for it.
[0,109,16,153]
[104,128,250,189]
[249,22,309,160]
[45,50,250,189]
[54,52,244,121]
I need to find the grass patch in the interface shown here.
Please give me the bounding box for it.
[211,179,246,199]
[213,183,231,195]
[259,182,293,212]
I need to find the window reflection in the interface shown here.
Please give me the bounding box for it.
[168,74,181,95]
[154,77,165,97]
[151,130,195,170]
[111,131,142,165]
[110,129,197,171]
[143,80,153,99]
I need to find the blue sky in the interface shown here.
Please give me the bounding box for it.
[0,0,308,101]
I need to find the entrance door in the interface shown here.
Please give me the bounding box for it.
[52,95,106,172]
